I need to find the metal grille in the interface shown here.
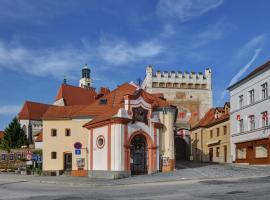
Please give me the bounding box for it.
[130,135,148,175]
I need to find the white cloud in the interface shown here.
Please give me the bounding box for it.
[237,34,267,57]
[0,0,82,24]
[98,40,162,65]
[0,36,163,79]
[0,105,21,116]
[229,48,262,87]
[157,0,224,22]
[191,18,235,48]
[219,48,262,101]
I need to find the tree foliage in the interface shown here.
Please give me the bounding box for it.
[0,117,28,151]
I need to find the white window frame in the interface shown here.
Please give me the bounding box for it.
[238,119,244,133]
[261,82,268,99]
[248,89,255,104]
[261,111,269,127]
[239,95,244,108]
[249,115,255,130]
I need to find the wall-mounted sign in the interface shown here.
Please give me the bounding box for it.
[74,142,82,149]
[76,158,85,168]
[236,115,240,121]
[162,157,169,166]
[75,149,81,155]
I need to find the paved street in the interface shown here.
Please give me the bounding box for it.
[1,174,270,199]
[1,162,270,199]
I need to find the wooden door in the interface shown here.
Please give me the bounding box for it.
[224,145,227,163]
[209,148,213,162]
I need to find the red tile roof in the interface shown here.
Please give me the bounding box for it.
[55,84,97,106]
[18,101,52,120]
[0,131,4,139]
[191,104,230,131]
[34,132,42,142]
[228,60,270,90]
[43,83,174,128]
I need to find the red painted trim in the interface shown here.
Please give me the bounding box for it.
[107,124,111,171]
[84,118,131,129]
[90,129,93,170]
[124,124,128,171]
[153,127,157,171]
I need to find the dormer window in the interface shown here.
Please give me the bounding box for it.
[99,99,107,105]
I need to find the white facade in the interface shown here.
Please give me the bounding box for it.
[142,65,212,121]
[229,65,270,161]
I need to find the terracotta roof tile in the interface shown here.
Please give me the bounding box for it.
[191,104,230,131]
[18,101,52,120]
[43,82,174,127]
[55,84,97,106]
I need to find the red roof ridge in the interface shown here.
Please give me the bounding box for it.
[18,101,53,120]
[55,84,97,106]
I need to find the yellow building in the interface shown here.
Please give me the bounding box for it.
[42,83,177,178]
[190,103,231,163]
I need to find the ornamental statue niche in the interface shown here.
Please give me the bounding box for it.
[132,106,149,125]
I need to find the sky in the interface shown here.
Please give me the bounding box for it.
[0,0,270,130]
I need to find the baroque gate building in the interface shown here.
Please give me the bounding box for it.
[142,65,213,161]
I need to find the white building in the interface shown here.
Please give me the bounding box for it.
[228,60,270,164]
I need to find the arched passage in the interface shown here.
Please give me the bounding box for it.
[175,137,188,161]
[127,131,156,175]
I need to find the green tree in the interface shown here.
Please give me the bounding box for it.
[0,117,28,151]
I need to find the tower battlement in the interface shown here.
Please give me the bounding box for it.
[142,65,212,90]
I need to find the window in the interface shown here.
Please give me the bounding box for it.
[261,111,268,127]
[223,125,227,135]
[255,145,268,158]
[9,153,14,161]
[99,99,107,105]
[96,135,105,149]
[51,129,57,137]
[216,128,220,137]
[249,115,255,130]
[237,148,247,159]
[216,147,220,157]
[1,154,6,161]
[239,95,244,108]
[249,89,255,104]
[261,83,268,99]
[51,152,57,159]
[238,119,244,132]
[65,129,71,136]
[210,130,213,138]
[17,153,22,160]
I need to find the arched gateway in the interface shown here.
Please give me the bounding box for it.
[130,134,148,175]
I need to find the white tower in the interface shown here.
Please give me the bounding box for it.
[79,64,93,88]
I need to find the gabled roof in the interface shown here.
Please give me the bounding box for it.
[18,101,52,120]
[191,104,230,131]
[228,60,270,90]
[83,86,173,128]
[55,84,97,106]
[43,83,174,128]
[43,83,137,120]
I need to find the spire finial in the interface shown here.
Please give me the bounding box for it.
[63,75,67,85]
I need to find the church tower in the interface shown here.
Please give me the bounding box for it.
[79,64,93,88]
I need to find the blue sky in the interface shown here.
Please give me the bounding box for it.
[0,0,270,130]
